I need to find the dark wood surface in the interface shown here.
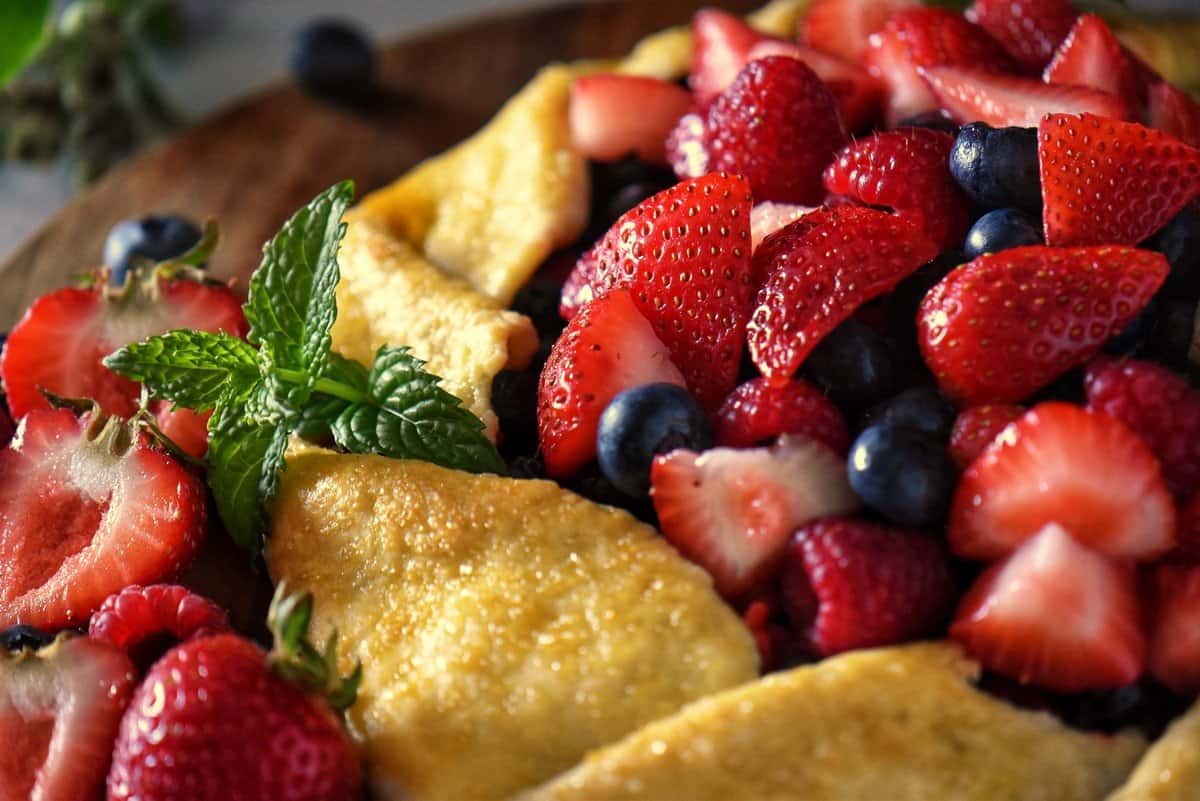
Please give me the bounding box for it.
[0,0,762,327]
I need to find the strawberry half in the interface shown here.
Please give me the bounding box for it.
[690,8,779,107]
[822,127,969,250]
[650,436,858,599]
[949,402,1175,561]
[948,404,1023,469]
[568,74,692,165]
[714,376,849,452]
[1147,80,1200,149]
[1043,15,1147,117]
[0,635,136,801]
[917,245,1168,405]
[1040,113,1200,247]
[0,408,208,630]
[747,205,938,380]
[1147,564,1200,694]
[745,40,884,132]
[801,0,920,63]
[919,65,1128,128]
[560,174,755,410]
[950,522,1145,693]
[965,0,1077,72]
[750,202,815,251]
[1,270,247,458]
[538,289,685,478]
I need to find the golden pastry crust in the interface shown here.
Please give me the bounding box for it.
[266,451,758,801]
[1107,699,1200,801]
[520,643,1146,801]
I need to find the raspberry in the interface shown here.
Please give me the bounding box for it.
[714,377,849,452]
[948,404,1024,468]
[89,584,230,654]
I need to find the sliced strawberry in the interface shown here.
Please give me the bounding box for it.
[89,584,230,654]
[801,0,920,63]
[539,290,685,478]
[0,408,208,630]
[690,9,779,107]
[1,272,247,459]
[966,0,1077,72]
[949,402,1175,561]
[568,74,692,165]
[1085,358,1200,499]
[745,40,884,132]
[750,202,815,251]
[747,206,938,379]
[1177,493,1200,560]
[650,436,859,598]
[714,376,848,452]
[1040,113,1200,246]
[1147,564,1200,694]
[919,65,1128,127]
[822,127,969,250]
[559,174,754,410]
[948,404,1023,468]
[918,245,1168,405]
[950,523,1145,692]
[0,635,135,801]
[670,56,846,205]
[782,518,954,657]
[1044,15,1148,117]
[1147,81,1200,149]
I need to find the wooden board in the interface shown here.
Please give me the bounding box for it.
[0,0,761,327]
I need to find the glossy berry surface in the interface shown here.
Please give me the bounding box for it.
[0,623,52,651]
[862,386,956,442]
[89,584,231,654]
[847,423,958,528]
[714,377,848,453]
[949,123,1041,213]
[803,320,901,414]
[963,208,1043,258]
[290,19,375,97]
[103,214,202,285]
[597,383,713,497]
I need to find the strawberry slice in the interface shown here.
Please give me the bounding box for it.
[745,40,884,132]
[950,522,1145,693]
[1147,80,1200,148]
[1040,113,1200,246]
[801,0,920,63]
[1147,564,1200,694]
[747,206,938,380]
[568,74,692,165]
[539,290,685,478]
[1,272,247,459]
[948,404,1023,468]
[690,8,778,107]
[750,202,815,251]
[1043,15,1147,116]
[0,408,208,630]
[919,65,1128,127]
[0,635,135,801]
[918,245,1168,405]
[650,436,858,598]
[1177,493,1200,560]
[714,376,848,452]
[949,402,1175,561]
[559,174,755,410]
[965,0,1077,72]
[822,127,969,250]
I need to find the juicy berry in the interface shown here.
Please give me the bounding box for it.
[714,376,848,452]
[290,19,375,97]
[965,0,1078,72]
[0,623,52,651]
[1146,204,1200,302]
[804,320,901,415]
[597,383,713,497]
[847,423,958,528]
[862,386,956,442]
[963,208,1042,259]
[1147,564,1200,694]
[949,123,1041,213]
[103,214,202,286]
[948,404,1023,468]
[89,584,231,654]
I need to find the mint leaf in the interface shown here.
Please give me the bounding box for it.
[206,401,290,556]
[296,353,369,438]
[104,330,259,412]
[331,347,505,475]
[0,1,50,86]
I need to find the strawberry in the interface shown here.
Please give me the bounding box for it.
[539,290,685,478]
[107,587,362,801]
[747,206,939,380]
[1147,80,1200,149]
[1085,358,1200,499]
[89,584,230,654]
[781,518,955,657]
[559,174,755,410]
[801,0,920,63]
[1039,113,1200,247]
[948,404,1023,468]
[919,66,1129,128]
[568,74,692,165]
[0,408,207,630]
[745,40,884,132]
[917,245,1168,405]
[965,0,1077,72]
[0,405,12,449]
[950,522,1145,692]
[1147,564,1200,694]
[670,56,846,205]
[1044,15,1147,117]
[1177,492,1200,559]
[863,7,1014,127]
[0,635,136,801]
[714,376,849,453]
[1,270,247,459]
[650,436,859,598]
[750,202,815,251]
[949,402,1175,561]
[822,127,970,250]
[690,8,778,107]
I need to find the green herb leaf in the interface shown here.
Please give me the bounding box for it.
[206,401,290,556]
[331,347,506,475]
[0,0,50,86]
[104,330,259,412]
[295,353,369,438]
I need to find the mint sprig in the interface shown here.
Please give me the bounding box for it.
[0,1,50,86]
[105,180,505,555]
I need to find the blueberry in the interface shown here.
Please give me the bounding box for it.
[963,208,1042,259]
[862,386,956,442]
[884,251,964,341]
[103,214,202,286]
[290,19,375,98]
[492,369,539,460]
[1142,297,1196,372]
[0,624,52,652]
[1060,680,1192,737]
[512,279,566,342]
[949,123,1041,213]
[1145,205,1200,302]
[597,383,713,496]
[586,159,676,240]
[804,320,900,413]
[897,111,959,134]
[847,424,958,528]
